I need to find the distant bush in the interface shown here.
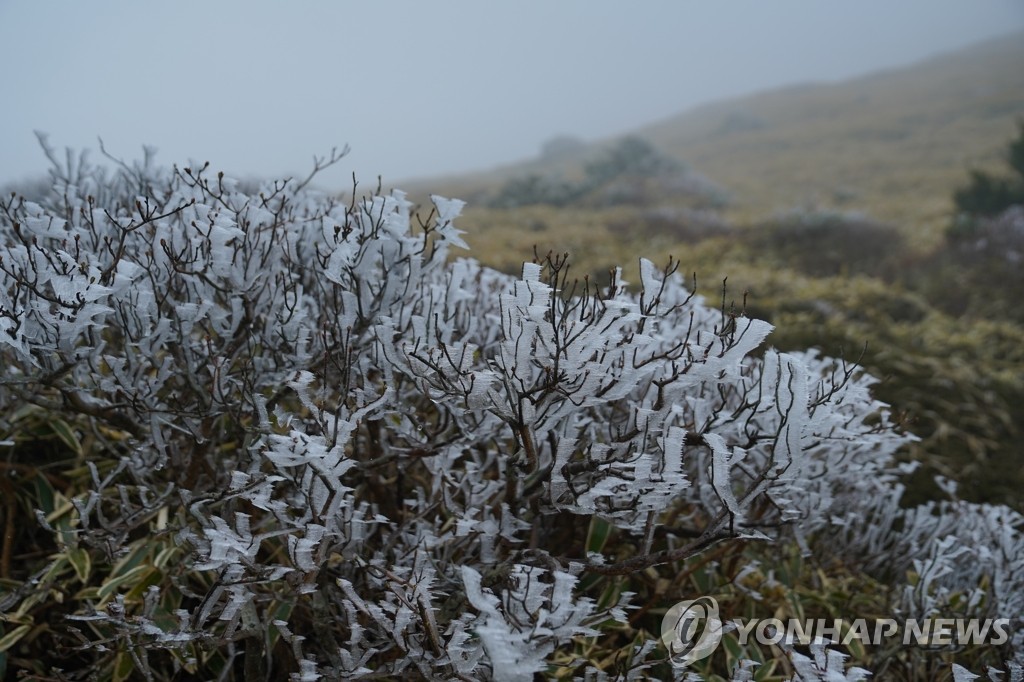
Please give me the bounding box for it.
[540,134,588,161]
[950,205,1024,264]
[919,206,1024,324]
[587,169,728,209]
[950,120,1024,226]
[489,136,726,210]
[750,209,907,280]
[952,169,1024,219]
[610,206,734,243]
[581,136,682,186]
[488,173,582,208]
[936,123,1024,322]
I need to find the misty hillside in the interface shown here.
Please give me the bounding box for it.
[400,30,1024,515]
[422,30,1024,239]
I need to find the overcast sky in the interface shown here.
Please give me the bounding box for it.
[2,1,1023,190]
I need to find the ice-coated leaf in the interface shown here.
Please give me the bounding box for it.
[461,565,501,618]
[705,432,744,522]
[951,664,980,682]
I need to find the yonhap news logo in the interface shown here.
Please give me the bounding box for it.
[660,595,1012,668]
[660,596,724,666]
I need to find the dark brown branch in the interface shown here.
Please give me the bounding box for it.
[577,528,733,576]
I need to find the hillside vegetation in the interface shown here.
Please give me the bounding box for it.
[410,31,1024,511]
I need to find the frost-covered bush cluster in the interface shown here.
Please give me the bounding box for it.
[0,145,1020,680]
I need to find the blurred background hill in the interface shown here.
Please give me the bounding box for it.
[418,30,1024,243]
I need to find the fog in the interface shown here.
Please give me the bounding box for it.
[2,1,1023,189]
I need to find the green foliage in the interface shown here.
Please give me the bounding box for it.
[951,121,1024,233]
[952,170,1023,218]
[583,534,1013,681]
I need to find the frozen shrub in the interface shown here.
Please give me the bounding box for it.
[0,143,1018,680]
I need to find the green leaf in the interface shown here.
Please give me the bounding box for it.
[719,633,748,672]
[267,600,294,649]
[113,650,136,682]
[68,547,91,583]
[585,516,612,555]
[107,542,151,579]
[125,568,162,601]
[753,657,779,681]
[0,624,31,653]
[154,544,181,569]
[98,565,154,600]
[48,418,83,457]
[594,581,622,610]
[14,558,71,619]
[47,492,78,546]
[32,474,56,516]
